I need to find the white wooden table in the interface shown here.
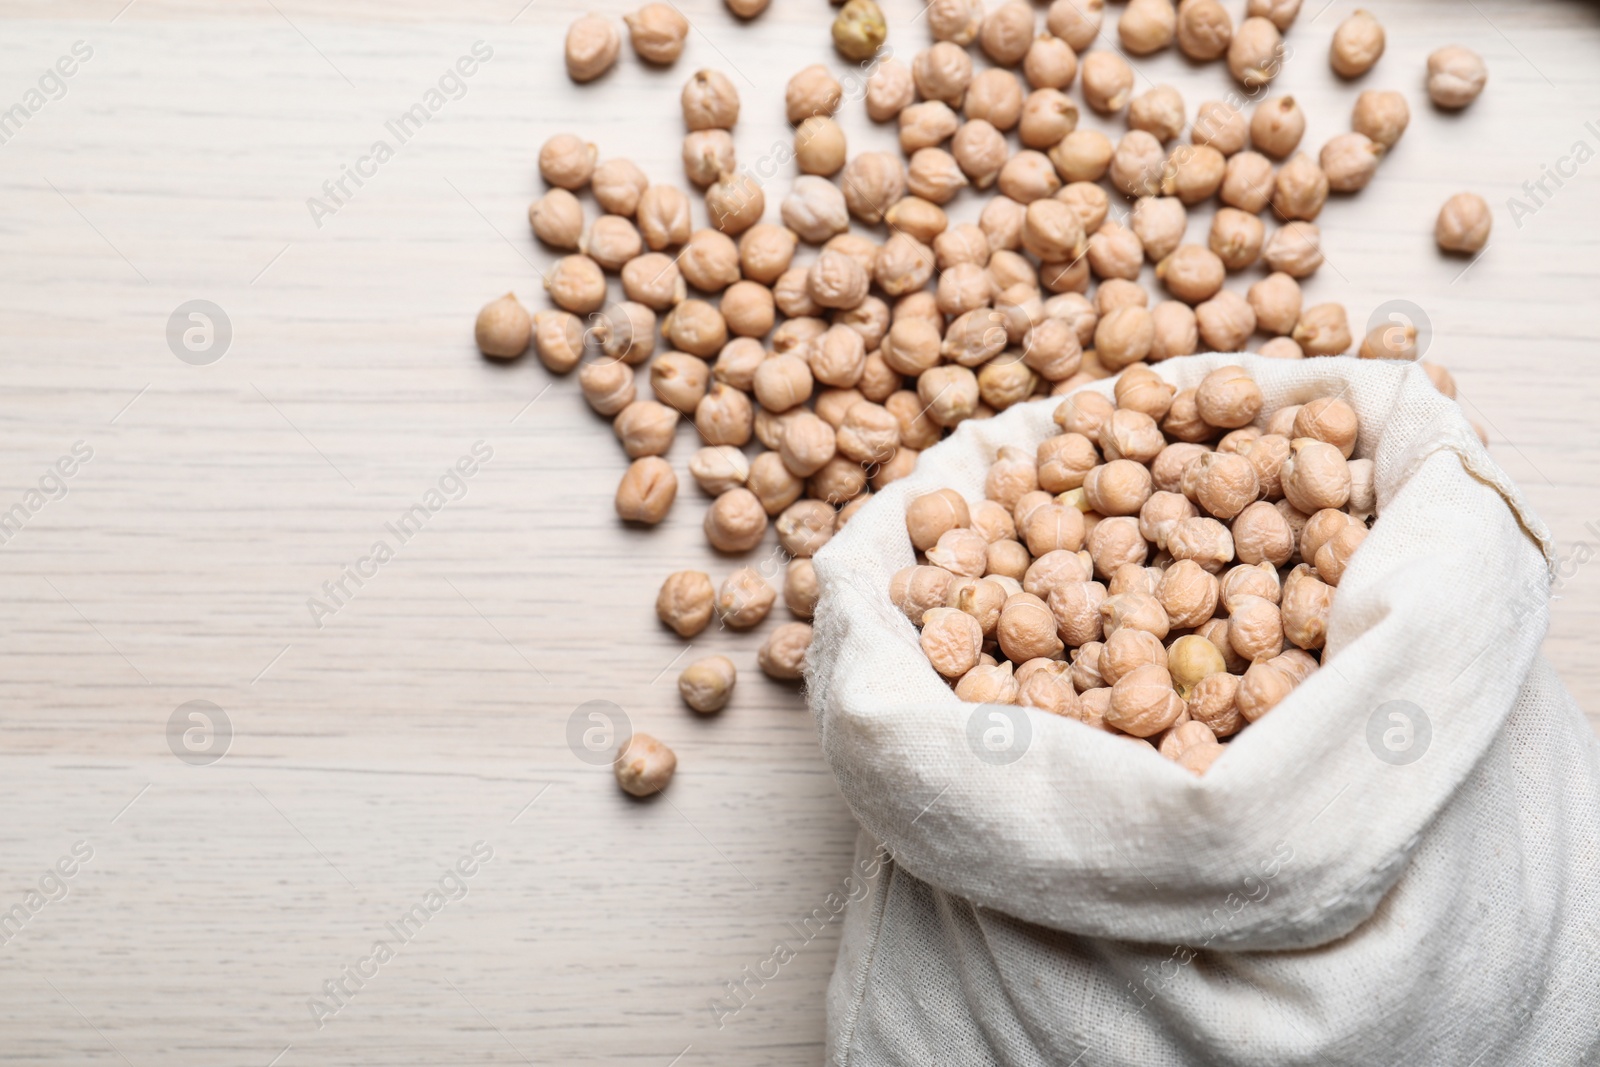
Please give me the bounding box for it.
[0,0,1595,1062]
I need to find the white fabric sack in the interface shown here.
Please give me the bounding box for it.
[808,354,1600,1067]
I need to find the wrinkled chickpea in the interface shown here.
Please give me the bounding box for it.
[1162,144,1227,204]
[1263,221,1324,279]
[614,400,678,457]
[832,0,887,62]
[625,3,689,65]
[1119,0,1176,54]
[1292,302,1352,357]
[914,42,975,107]
[540,133,598,190]
[786,64,843,122]
[1436,193,1492,254]
[1024,35,1079,92]
[966,69,1025,131]
[1130,85,1186,143]
[1330,10,1384,78]
[1081,52,1135,114]
[680,654,737,714]
[616,456,677,523]
[1195,366,1264,428]
[1321,133,1381,193]
[866,58,916,122]
[1282,438,1351,513]
[529,188,585,250]
[615,733,675,796]
[841,152,907,225]
[1228,16,1283,88]
[636,185,693,251]
[657,570,715,638]
[1427,46,1487,109]
[921,607,984,678]
[786,558,819,619]
[1131,197,1187,263]
[1110,131,1166,198]
[590,160,647,218]
[1273,152,1329,221]
[1050,129,1114,183]
[929,0,985,45]
[566,14,620,82]
[475,293,531,360]
[1351,89,1409,149]
[760,622,814,680]
[717,567,776,629]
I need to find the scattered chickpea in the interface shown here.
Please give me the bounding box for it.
[1130,197,1187,262]
[1081,52,1135,114]
[841,152,908,225]
[1162,144,1227,204]
[680,655,737,713]
[637,185,693,250]
[1436,193,1492,254]
[833,0,887,62]
[1228,17,1283,89]
[529,188,585,250]
[614,733,676,796]
[1320,133,1381,193]
[966,69,1026,131]
[475,293,531,360]
[616,456,677,523]
[682,129,736,188]
[580,358,637,416]
[1352,90,1409,149]
[1330,10,1385,78]
[1427,46,1487,109]
[1292,302,1352,357]
[929,0,985,45]
[625,3,689,64]
[787,64,844,122]
[1024,35,1079,91]
[1263,221,1324,279]
[540,133,598,191]
[921,606,984,677]
[1193,100,1247,155]
[760,622,814,680]
[717,567,776,629]
[1050,129,1114,183]
[1119,0,1177,55]
[566,14,621,82]
[866,58,916,122]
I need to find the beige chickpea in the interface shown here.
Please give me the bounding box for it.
[584,215,643,272]
[1350,89,1409,150]
[1185,670,1241,736]
[657,570,716,637]
[780,179,848,247]
[906,149,968,206]
[1157,245,1225,305]
[886,197,950,247]
[1107,563,1162,598]
[750,354,811,414]
[1422,361,1457,399]
[1045,293,1100,348]
[997,597,1064,662]
[1138,489,1197,548]
[1100,410,1166,466]
[1023,547,1090,598]
[591,302,655,366]
[1057,182,1109,235]
[1083,223,1139,283]
[1321,133,1381,193]
[1215,426,1263,454]
[1048,580,1107,645]
[1257,336,1303,360]
[1263,221,1324,279]
[1236,659,1294,722]
[785,558,820,619]
[1017,90,1079,151]
[677,229,739,293]
[614,400,678,457]
[475,293,531,360]
[1189,451,1260,520]
[1358,319,1418,361]
[1021,199,1086,265]
[928,0,984,43]
[1301,506,1355,563]
[1095,307,1156,370]
[1025,503,1088,557]
[976,499,1024,545]
[1220,151,1275,214]
[1196,617,1249,675]
[1330,9,1384,78]
[1113,368,1176,420]
[682,129,736,189]
[1192,100,1247,156]
[985,446,1041,510]
[1177,0,1233,60]
[1013,491,1056,534]
[1219,560,1281,612]
[1131,196,1187,263]
[977,352,1039,411]
[1081,51,1134,114]
[1084,459,1153,517]
[1228,16,1283,88]
[1068,641,1106,695]
[580,358,637,416]
[1017,661,1081,717]
[545,255,607,315]
[717,567,776,629]
[695,382,753,446]
[913,42,974,108]
[1162,144,1227,205]
[1281,438,1351,513]
[920,607,984,678]
[1106,663,1185,737]
[955,662,1020,704]
[1272,152,1329,221]
[1247,272,1302,336]
[966,69,1026,131]
[951,120,1008,190]
[941,309,1006,367]
[566,13,620,82]
[832,0,887,62]
[1194,366,1263,429]
[809,325,867,389]
[1436,192,1492,254]
[772,316,826,356]
[786,64,842,123]
[1119,0,1176,54]
[1054,388,1115,444]
[715,281,771,340]
[704,173,764,236]
[529,188,585,250]
[1280,564,1332,650]
[689,445,750,496]
[1100,626,1168,685]
[682,69,740,131]
[1291,302,1351,357]
[866,57,916,122]
[1168,515,1234,572]
[1294,397,1359,458]
[1110,131,1166,198]
[615,733,676,797]
[1158,559,1221,629]
[1036,433,1099,495]
[1427,46,1487,109]
[806,250,869,312]
[1129,86,1187,144]
[747,451,803,514]
[1050,129,1114,183]
[616,456,677,523]
[837,295,892,352]
[1347,458,1375,516]
[900,101,959,154]
[1313,522,1367,585]
[974,201,1023,259]
[701,487,767,552]
[649,351,710,414]
[625,3,689,65]
[1228,594,1284,661]
[1087,515,1150,578]
[776,500,837,559]
[1231,500,1294,566]
[998,151,1063,204]
[815,387,865,429]
[1207,208,1265,273]
[980,0,1035,65]
[841,152,907,225]
[779,412,838,479]
[836,400,900,465]
[662,303,726,360]
[932,264,991,320]
[527,309,587,375]
[1047,0,1104,49]
[879,319,940,379]
[1024,35,1079,92]
[637,185,693,251]
[906,488,971,552]
[891,565,956,625]
[679,654,737,714]
[1250,96,1304,159]
[540,133,598,190]
[1247,0,1301,29]
[1159,391,1209,443]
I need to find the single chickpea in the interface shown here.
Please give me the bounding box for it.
[1157,560,1220,629]
[545,255,607,315]
[1110,131,1166,198]
[680,654,737,714]
[717,567,776,628]
[1247,0,1301,29]
[900,101,959,154]
[475,293,531,360]
[614,400,678,457]
[716,281,772,340]
[1024,547,1090,598]
[747,451,803,514]
[780,179,848,247]
[907,149,968,205]
[815,387,866,429]
[529,188,585,250]
[658,570,717,638]
[1292,302,1352,356]
[1321,133,1381,193]
[580,358,636,416]
[1050,129,1115,183]
[689,445,750,495]
[1427,46,1487,109]
[614,733,675,797]
[976,499,1023,544]
[1246,272,1302,336]
[1113,368,1176,420]
[807,249,870,312]
[1351,89,1410,149]
[593,302,655,366]
[1272,152,1329,221]
[778,411,838,478]
[679,228,741,293]
[1436,193,1492,254]
[1348,458,1376,516]
[1282,438,1351,513]
[1048,0,1104,49]
[1100,626,1168,685]
[1025,503,1088,557]
[1018,661,1081,717]
[637,185,693,250]
[952,120,1009,189]
[540,134,598,191]
[866,58,916,122]
[625,3,689,64]
[920,607,984,678]
[1119,0,1176,54]
[1226,594,1283,661]
[1162,144,1227,204]
[980,0,1036,66]
[936,263,995,318]
[905,489,971,553]
[1087,515,1150,578]
[1280,564,1333,650]
[1190,451,1260,520]
[1186,670,1242,737]
[682,69,740,131]
[695,383,753,446]
[955,662,1020,704]
[1049,580,1109,645]
[1022,199,1087,265]
[929,0,984,45]
[1177,0,1233,60]
[1192,100,1247,156]
[777,500,836,558]
[841,152,908,225]
[985,445,1042,509]
[1157,245,1226,305]
[1131,196,1187,262]
[1219,560,1281,612]
[1095,307,1156,370]
[833,0,887,61]
[1228,16,1283,88]
[1294,397,1359,458]
[1235,659,1294,721]
[1130,85,1187,142]
[1221,150,1276,214]
[1168,515,1234,572]
[787,64,843,123]
[1059,183,1110,236]
[1195,366,1263,428]
[702,487,767,552]
[914,42,975,107]
[772,315,828,356]
[978,352,1039,411]
[1025,35,1079,92]
[1313,522,1367,585]
[1054,389,1115,443]
[615,456,677,523]
[966,69,1026,131]
[1081,52,1135,113]
[1084,459,1154,516]
[1250,96,1304,159]
[998,596,1065,661]
[1263,221,1324,279]
[998,150,1063,204]
[1107,563,1162,598]
[566,13,620,82]
[1015,91,1077,153]
[1208,208,1265,272]
[1107,663,1185,736]
[1330,10,1384,78]
[1168,635,1227,700]
[1258,337,1303,359]
[1068,641,1106,694]
[1160,392,1210,443]
[1100,410,1166,466]
[583,215,644,272]
[838,295,892,351]
[836,400,900,465]
[785,558,820,619]
[809,325,867,389]
[1036,433,1099,494]
[682,129,735,188]
[1232,500,1295,565]
[793,116,849,178]
[1138,489,1198,548]
[660,304,725,362]
[1301,507,1356,563]
[1084,222,1140,283]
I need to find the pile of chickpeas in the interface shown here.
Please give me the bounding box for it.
[896,365,1371,775]
[473,0,1490,796]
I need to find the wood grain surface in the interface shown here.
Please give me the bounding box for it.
[0,0,1595,1063]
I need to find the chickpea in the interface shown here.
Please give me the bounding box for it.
[1320,133,1381,193]
[1049,580,1108,645]
[661,304,725,362]
[657,570,715,638]
[809,249,871,311]
[1313,522,1367,585]
[998,150,1062,204]
[1244,272,1301,337]
[833,0,887,62]
[682,69,740,131]
[682,129,736,188]
[540,133,598,190]
[1157,559,1220,629]
[1272,152,1329,221]
[1185,670,1242,737]
[1192,100,1247,156]
[907,148,968,206]
[625,3,689,65]
[1050,129,1114,183]
[966,69,1025,131]
[702,488,767,553]
[1235,659,1293,721]
[637,185,693,250]
[1192,368,1262,431]
[1227,594,1284,661]
[679,655,737,715]
[1328,9,1385,77]
[1219,560,1281,612]
[716,567,775,629]
[1025,35,1079,92]
[616,456,677,523]
[951,120,1008,190]
[1228,16,1283,88]
[1139,489,1197,549]
[1177,0,1232,61]
[1249,96,1303,159]
[1351,89,1409,149]
[678,229,741,293]
[980,0,1035,66]
[1159,392,1209,443]
[1099,626,1167,685]
[998,596,1064,662]
[1280,564,1333,650]
[1258,337,1303,360]
[1131,196,1187,262]
[1293,397,1359,458]
[545,255,607,315]
[955,662,1020,704]
[1157,245,1225,305]
[614,400,678,457]
[532,307,590,375]
[1084,459,1153,516]
[838,296,892,352]
[1162,144,1227,204]
[1018,90,1080,151]
[474,293,531,360]
[834,400,899,466]
[775,500,836,559]
[929,0,985,45]
[1292,302,1352,357]
[1436,193,1492,254]
[1095,306,1155,370]
[1168,515,1234,572]
[1082,223,1138,283]
[983,446,1040,510]
[936,263,995,318]
[1263,221,1324,279]
[782,177,849,247]
[614,733,675,797]
[772,315,828,356]
[748,451,803,514]
[900,101,959,154]
[1021,199,1086,265]
[1422,361,1457,399]
[914,42,975,107]
[1229,499,1293,566]
[689,445,750,496]
[1220,151,1275,215]
[1247,0,1301,29]
[977,499,1024,544]
[1106,663,1185,736]
[891,565,957,625]
[841,152,908,225]
[1054,388,1115,443]
[866,58,916,122]
[580,358,636,416]
[1119,0,1176,54]
[1207,208,1265,273]
[1087,515,1149,578]
[777,412,838,478]
[1129,85,1186,143]
[793,116,848,178]
[1348,458,1376,516]
[785,558,820,619]
[1017,660,1081,717]
[1281,438,1351,514]
[1113,368,1176,420]
[1300,506,1354,564]
[1189,451,1260,519]
[1110,131,1166,198]
[694,382,752,445]
[529,188,585,250]
[921,606,984,678]
[1081,51,1135,113]
[566,13,620,82]
[1427,46,1487,109]
[786,64,843,123]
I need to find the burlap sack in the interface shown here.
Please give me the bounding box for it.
[808,354,1600,1066]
